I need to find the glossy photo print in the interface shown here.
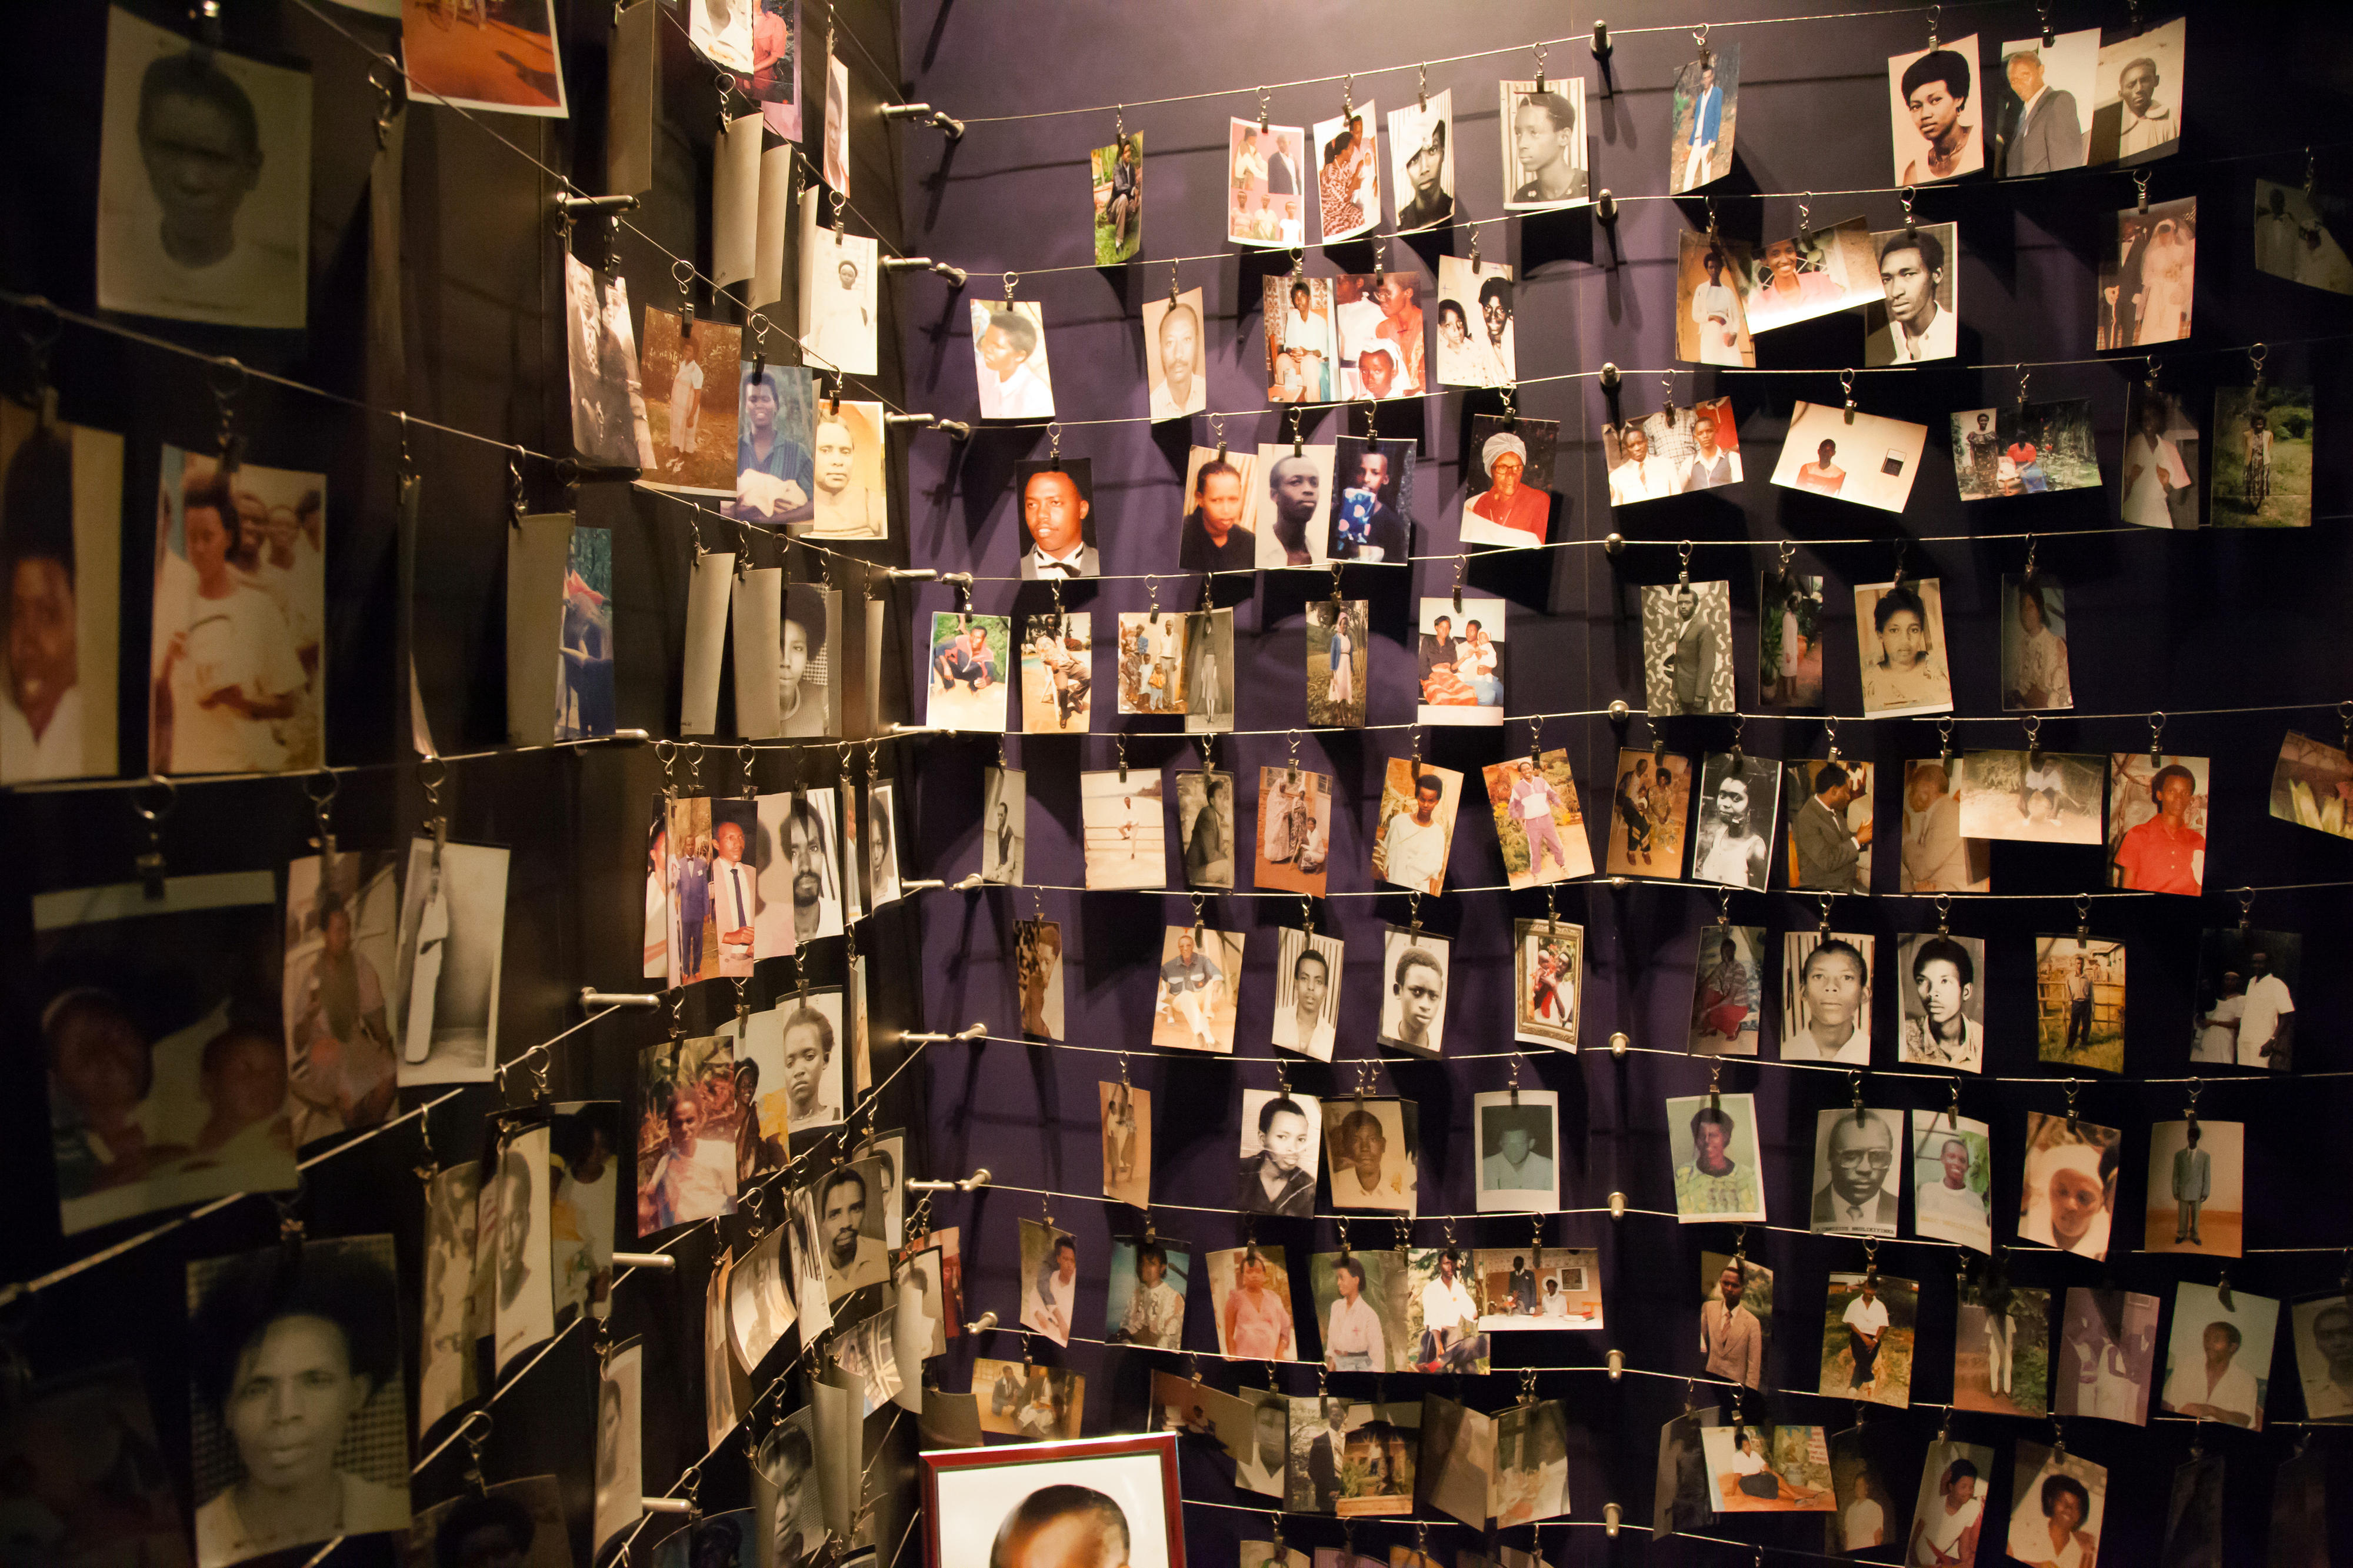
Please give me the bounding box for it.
[1265,275,1337,403]
[969,300,1055,421]
[2000,575,2073,708]
[1854,578,1952,716]
[1700,1424,1833,1514]
[0,406,123,785]
[798,194,879,381]
[1689,752,1778,889]
[1142,288,1205,422]
[1456,416,1557,548]
[1377,925,1451,1058]
[1887,37,1984,184]
[1769,401,1927,513]
[2107,752,2209,895]
[924,612,1011,732]
[563,259,650,469]
[1959,749,2105,845]
[1311,100,1381,244]
[2034,936,2125,1073]
[1229,118,1308,248]
[1897,933,1985,1072]
[2189,925,2299,1070]
[1864,222,1958,365]
[1015,918,1064,1041]
[1324,1097,1417,1213]
[1611,397,1743,500]
[282,850,402,1147]
[1257,766,1335,897]
[1486,750,1592,888]
[2121,382,2199,528]
[1307,599,1369,726]
[637,316,741,495]
[1090,134,1142,265]
[1152,925,1243,1054]
[1329,436,1414,562]
[1809,1107,1902,1236]
[1688,923,1763,1056]
[2144,1117,2242,1257]
[1106,1237,1187,1349]
[2098,197,2197,348]
[1989,29,2097,176]
[1758,571,1824,710]
[1173,768,1237,889]
[1954,1277,2049,1415]
[1741,216,1882,336]
[1603,746,1693,879]
[1818,1271,1915,1407]
[1675,229,1755,366]
[1248,442,1332,568]
[2020,1113,2122,1260]
[1667,1092,1767,1223]
[1951,401,2100,499]
[1020,612,1093,735]
[1415,596,1504,726]
[1434,256,1516,388]
[1389,92,1455,231]
[1080,768,1165,890]
[1499,79,1589,210]
[1668,41,1738,192]
[2212,382,2315,528]
[1332,271,1427,401]
[2056,1287,2159,1426]
[1371,756,1462,894]
[1784,758,1871,893]
[1014,459,1098,579]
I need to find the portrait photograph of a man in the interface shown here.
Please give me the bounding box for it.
[1811,1109,1902,1237]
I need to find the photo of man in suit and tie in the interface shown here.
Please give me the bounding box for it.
[1812,1109,1902,1236]
[1992,34,2091,176]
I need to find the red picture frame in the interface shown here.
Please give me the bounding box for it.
[921,1430,1184,1568]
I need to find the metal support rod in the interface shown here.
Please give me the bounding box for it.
[885,568,939,581]
[898,878,945,893]
[580,989,663,1009]
[612,1252,678,1271]
[932,418,973,439]
[899,1023,986,1043]
[642,1497,695,1517]
[881,256,940,271]
[905,1167,992,1193]
[964,1310,998,1334]
[951,873,986,891]
[886,412,938,427]
[552,193,641,216]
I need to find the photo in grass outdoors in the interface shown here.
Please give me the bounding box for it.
[1953,1277,2049,1416]
[1091,135,1142,265]
[1819,1273,1915,1407]
[1700,1424,1833,1513]
[1949,400,2099,499]
[1485,750,1591,887]
[637,316,741,494]
[2211,382,2315,528]
[1307,600,1369,727]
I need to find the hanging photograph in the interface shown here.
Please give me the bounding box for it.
[1958,748,2104,843]
[1434,256,1516,387]
[1769,401,1928,513]
[1312,99,1380,244]
[149,446,325,773]
[1174,768,1237,889]
[0,1363,191,1567]
[1784,757,1871,893]
[1499,79,1589,210]
[1886,36,1985,184]
[394,836,509,1085]
[2056,1287,2159,1425]
[969,1359,1084,1442]
[755,987,846,1137]
[1950,401,2100,499]
[1184,608,1235,733]
[1674,229,1756,366]
[752,788,844,950]
[592,1343,643,1554]
[1699,1424,1834,1513]
[1080,768,1166,890]
[1014,916,1064,1040]
[1179,445,1258,572]
[2212,381,2315,528]
[1898,758,1987,893]
[1989,29,2097,175]
[1116,609,1188,716]
[0,407,122,784]
[552,525,615,741]
[1688,753,1777,890]
[638,316,741,494]
[731,0,801,139]
[1308,599,1369,726]
[1228,118,1308,248]
[1602,417,1682,506]
[1897,932,1984,1071]
[2121,381,2199,528]
[1477,1248,1600,1330]
[2020,1112,2122,1259]
[725,363,813,525]
[1863,222,1959,364]
[1907,1442,1992,1565]
[2107,752,2208,894]
[1818,1271,1915,1407]
[1852,579,1954,718]
[1096,1080,1150,1209]
[1377,925,1451,1057]
[923,611,1011,732]
[98,6,314,329]
[562,259,651,469]
[1603,746,1694,879]
[1330,436,1413,562]
[969,299,1055,421]
[1473,1090,1559,1212]
[2190,925,2299,1070]
[2254,178,2353,293]
[1415,596,1505,726]
[1371,756,1463,893]
[1271,926,1344,1059]
[1152,924,1243,1053]
[1652,1409,1722,1539]
[2098,197,2198,348]
[2032,935,2127,1074]
[1456,416,1558,548]
[1257,766,1335,896]
[821,48,848,189]
[1621,398,1744,499]
[1417,1393,1495,1528]
[1667,1092,1767,1223]
[1688,923,1763,1056]
[1668,42,1738,192]
[1642,582,1735,716]
[1781,930,1874,1065]
[1106,1236,1187,1349]
[1487,750,1592,888]
[1238,1088,1321,1217]
[1333,271,1427,399]
[2005,1442,2108,1566]
[1741,216,1883,335]
[2270,729,2353,841]
[2145,1117,2243,1257]
[635,1033,739,1234]
[1014,458,1099,580]
[2088,17,2185,165]
[1809,1107,1901,1235]
[1827,1427,1892,1554]
[2289,1293,2353,1421]
[1324,1098,1418,1213]
[798,200,879,385]
[418,1164,480,1435]
[1998,575,2073,709]
[1758,571,1824,710]
[1019,612,1093,733]
[795,396,889,540]
[1142,287,1205,422]
[1265,275,1338,402]
[1389,91,1455,231]
[185,1236,411,1565]
[1911,1110,1993,1251]
[1954,1276,2048,1416]
[981,766,1025,883]
[1090,134,1142,265]
[282,850,401,1147]
[1208,1244,1298,1361]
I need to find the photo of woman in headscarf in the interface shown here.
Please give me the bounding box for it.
[1458,429,1551,546]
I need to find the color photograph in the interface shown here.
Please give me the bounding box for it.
[1307,600,1369,726]
[1770,402,1927,513]
[2033,938,2125,1073]
[2098,197,2197,348]
[1949,400,2100,499]
[1953,1277,2049,1416]
[1257,766,1334,896]
[1090,135,1142,265]
[1818,1272,1915,1407]
[2144,1117,2242,1257]
[1487,751,1591,889]
[1371,756,1463,893]
[2020,1113,2122,1260]
[1604,746,1692,878]
[1701,1425,1833,1513]
[1674,229,1755,366]
[1688,923,1762,1056]
[2212,382,2315,528]
[1668,42,1738,192]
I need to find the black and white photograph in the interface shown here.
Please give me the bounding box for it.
[2121,382,2199,529]
[1116,608,1190,715]
[405,1475,572,1568]
[1897,932,1984,1071]
[1389,91,1455,231]
[1827,1426,1892,1554]
[1434,256,1516,388]
[806,1156,889,1306]
[863,781,901,908]
[646,1509,759,1568]
[1668,42,1737,193]
[1688,922,1762,1056]
[281,850,400,1147]
[1905,1442,1991,1566]
[1809,1108,1901,1236]
[1416,596,1504,726]
[2289,1293,2353,1422]
[896,1247,948,1376]
[1455,416,1557,548]
[0,1363,200,1568]
[2254,178,2353,294]
[2213,381,2317,529]
[2020,1113,2122,1261]
[1489,1401,1569,1527]
[1770,402,1928,513]
[2088,18,2184,165]
[922,1433,1177,1568]
[925,612,1012,733]
[1689,753,1777,889]
[2192,925,2300,1070]
[1886,37,1984,184]
[1990,29,2095,175]
[2099,197,2198,348]
[1958,748,2105,844]
[1015,916,1065,1042]
[563,257,651,468]
[0,406,122,785]
[1784,758,1871,893]
[1853,578,1954,718]
[744,986,844,1138]
[1475,1247,1600,1331]
[1473,1090,1559,1213]
[1652,1409,1720,1539]
[728,1225,794,1373]
[1378,926,1452,1058]
[1014,460,1099,581]
[491,1126,554,1374]
[1911,1111,1993,1251]
[2108,752,2209,895]
[2159,1280,2277,1430]
[418,1165,479,1435]
[1152,923,1243,1053]
[1675,230,1757,366]
[98,7,312,329]
[1512,916,1582,1049]
[2139,1116,2241,1262]
[1099,1081,1149,1209]
[1498,79,1589,210]
[1742,216,1883,335]
[1307,599,1369,726]
[971,300,1056,420]
[1251,442,1334,568]
[1949,400,2101,499]
[1759,571,1824,710]
[1142,288,1206,422]
[799,189,879,378]
[635,1033,739,1235]
[981,766,1026,883]
[1668,1092,1767,1223]
[1271,925,1344,1059]
[1324,1098,1418,1212]
[185,1236,411,1566]
[1415,1393,1495,1528]
[1329,436,1412,563]
[1237,1089,1322,1217]
[1699,1253,1771,1391]
[752,1412,822,1563]
[1184,610,1235,735]
[1641,582,1734,716]
[1779,930,1875,1065]
[2056,1287,2159,1426]
[2005,1441,2108,1566]
[1105,1240,1188,1351]
[1699,1424,1834,1514]
[149,446,326,774]
[1953,1275,2048,1416]
[831,1311,904,1416]
[35,869,300,1236]
[1311,100,1381,245]
[1863,222,1958,364]
[592,1342,643,1553]
[754,788,844,952]
[1818,1272,1915,1408]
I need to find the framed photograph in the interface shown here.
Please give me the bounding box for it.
[2006,1442,2108,1564]
[1475,1247,1599,1331]
[1174,768,1236,889]
[1512,916,1582,1049]
[1312,101,1381,243]
[1473,1090,1559,1212]
[1689,923,1762,1056]
[2190,927,2299,1070]
[1434,255,1515,388]
[1809,1107,1901,1236]
[2099,197,2198,349]
[1819,1272,1915,1407]
[1271,926,1343,1059]
[1864,222,1958,364]
[2108,752,2208,893]
[1675,229,1755,366]
[1228,118,1307,249]
[1602,746,1694,878]
[1743,216,1883,335]
[1701,1424,1833,1513]
[1238,1089,1321,1217]
[1641,582,1734,716]
[1371,757,1463,893]
[1667,1092,1766,1223]
[1771,401,1928,513]
[1080,768,1166,890]
[1377,926,1451,1057]
[2213,381,2316,528]
[2121,383,2199,529]
[1015,918,1063,1041]
[1498,79,1588,210]
[2159,1280,2278,1429]
[1324,1098,1417,1213]
[1853,578,1953,717]
[1668,41,1738,192]
[1958,749,2105,843]
[1208,1245,1298,1360]
[2145,1118,2243,1257]
[1457,415,1557,548]
[1265,276,1338,402]
[1690,752,1776,888]
[1099,1081,1150,1210]
[1758,571,1823,710]
[1781,930,1875,1065]
[2033,936,2125,1073]
[1307,600,1369,726]
[1701,1253,1771,1390]
[1106,1237,1188,1349]
[1907,1442,1993,1564]
[2021,1113,2122,1260]
[1389,92,1455,231]
[1954,1277,2049,1416]
[1254,442,1335,568]
[1153,925,1243,1054]
[1887,37,1984,184]
[1896,932,1984,1070]
[1911,1110,1993,1252]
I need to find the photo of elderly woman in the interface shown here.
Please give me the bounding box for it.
[185,1236,411,1566]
